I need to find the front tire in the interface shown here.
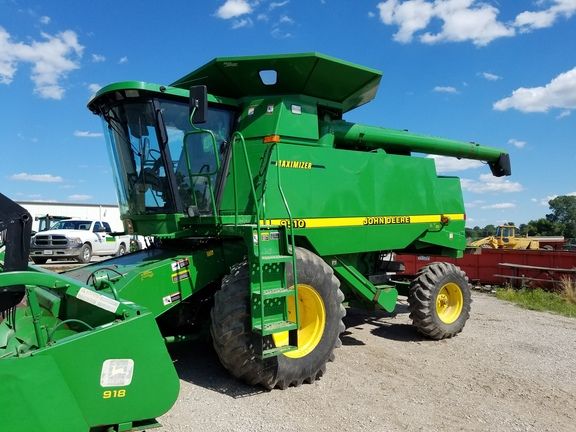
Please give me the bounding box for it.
[210,248,345,389]
[76,243,92,263]
[116,243,127,256]
[408,262,471,339]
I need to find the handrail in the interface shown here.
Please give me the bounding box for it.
[228,133,300,336]
[183,108,221,217]
[230,132,266,329]
[230,132,262,225]
[274,144,299,331]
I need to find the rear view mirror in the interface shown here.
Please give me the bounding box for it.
[189,85,207,124]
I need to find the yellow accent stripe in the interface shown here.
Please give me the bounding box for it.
[260,213,464,228]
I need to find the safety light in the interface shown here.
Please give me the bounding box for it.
[263,135,281,143]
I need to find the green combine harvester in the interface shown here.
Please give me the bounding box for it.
[0,53,511,431]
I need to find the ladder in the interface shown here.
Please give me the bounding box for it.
[231,132,299,358]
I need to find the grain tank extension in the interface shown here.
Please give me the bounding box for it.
[0,53,511,431]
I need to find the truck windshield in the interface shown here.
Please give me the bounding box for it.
[101,97,234,216]
[51,221,91,230]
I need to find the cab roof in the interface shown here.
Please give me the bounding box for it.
[170,52,382,113]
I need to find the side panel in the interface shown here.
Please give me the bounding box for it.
[259,144,466,256]
[64,245,235,318]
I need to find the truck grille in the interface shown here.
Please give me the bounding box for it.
[33,235,69,247]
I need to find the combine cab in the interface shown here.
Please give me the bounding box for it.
[1,53,511,431]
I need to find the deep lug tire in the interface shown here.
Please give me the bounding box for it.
[210,247,345,389]
[76,244,92,263]
[408,262,471,339]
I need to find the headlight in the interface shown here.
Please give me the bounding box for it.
[70,237,83,246]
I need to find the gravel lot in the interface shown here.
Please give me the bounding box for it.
[160,292,576,432]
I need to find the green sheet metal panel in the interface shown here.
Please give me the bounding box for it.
[1,312,179,432]
[171,53,382,112]
[256,143,466,256]
[238,97,319,141]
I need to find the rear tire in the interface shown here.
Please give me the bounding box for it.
[408,262,471,339]
[210,248,345,389]
[76,243,92,263]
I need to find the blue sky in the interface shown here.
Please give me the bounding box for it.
[0,0,574,227]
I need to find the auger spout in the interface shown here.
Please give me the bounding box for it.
[322,120,511,177]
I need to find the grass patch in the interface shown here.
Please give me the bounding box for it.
[495,286,576,318]
[560,276,576,305]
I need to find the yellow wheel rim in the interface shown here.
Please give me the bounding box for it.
[272,284,326,359]
[435,282,464,324]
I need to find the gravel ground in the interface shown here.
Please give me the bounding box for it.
[159,292,576,432]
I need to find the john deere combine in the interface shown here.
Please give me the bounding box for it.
[0,53,511,431]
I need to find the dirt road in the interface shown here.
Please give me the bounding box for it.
[160,293,576,432]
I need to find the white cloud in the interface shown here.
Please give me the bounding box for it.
[378,0,434,43]
[39,16,51,25]
[480,71,501,81]
[427,155,483,173]
[118,56,128,64]
[481,202,516,209]
[538,191,576,206]
[377,0,576,46]
[433,85,459,94]
[68,194,92,201]
[515,0,576,32]
[465,199,485,208]
[271,28,293,38]
[422,0,514,46]
[88,83,101,93]
[216,0,252,19]
[493,67,576,113]
[557,109,571,119]
[270,1,289,10]
[74,130,103,138]
[91,54,106,63]
[368,11,376,18]
[10,173,63,183]
[461,173,523,193]
[377,0,514,46]
[508,138,526,149]
[232,18,253,29]
[257,13,269,21]
[0,26,83,99]
[278,15,294,25]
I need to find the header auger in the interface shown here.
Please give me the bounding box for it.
[1,53,511,431]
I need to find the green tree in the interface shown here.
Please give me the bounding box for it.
[482,224,496,237]
[546,195,576,238]
[526,218,558,236]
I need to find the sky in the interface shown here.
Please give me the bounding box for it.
[0,0,574,227]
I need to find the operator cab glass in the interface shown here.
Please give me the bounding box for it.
[496,226,514,238]
[98,93,234,217]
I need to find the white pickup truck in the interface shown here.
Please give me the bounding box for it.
[29,219,131,264]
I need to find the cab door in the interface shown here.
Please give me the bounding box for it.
[92,222,116,254]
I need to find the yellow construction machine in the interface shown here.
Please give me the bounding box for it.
[469,225,564,250]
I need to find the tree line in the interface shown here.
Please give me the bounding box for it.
[466,195,576,240]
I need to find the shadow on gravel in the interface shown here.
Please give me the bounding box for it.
[168,341,265,399]
[342,306,426,343]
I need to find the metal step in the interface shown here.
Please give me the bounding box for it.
[253,320,297,336]
[254,287,295,300]
[260,254,292,264]
[262,344,297,359]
